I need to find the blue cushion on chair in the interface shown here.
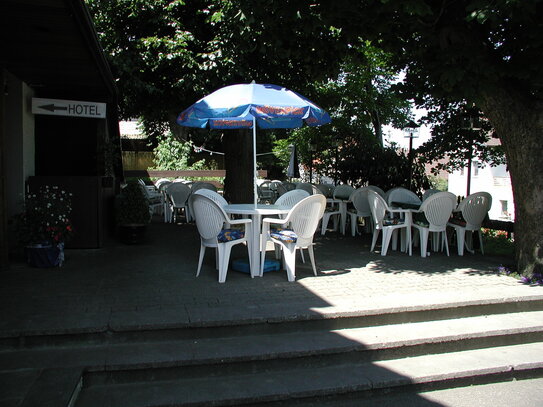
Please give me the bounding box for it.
[270,228,298,243]
[217,228,245,243]
[383,218,404,226]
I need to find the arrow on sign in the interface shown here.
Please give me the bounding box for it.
[39,104,68,112]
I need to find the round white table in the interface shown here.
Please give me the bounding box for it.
[223,204,291,277]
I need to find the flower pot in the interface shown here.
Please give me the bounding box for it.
[24,242,65,268]
[119,224,147,244]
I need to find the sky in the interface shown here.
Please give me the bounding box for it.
[383,107,432,150]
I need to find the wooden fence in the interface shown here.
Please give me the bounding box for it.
[124,170,268,189]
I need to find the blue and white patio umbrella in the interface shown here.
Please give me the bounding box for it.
[177,82,331,205]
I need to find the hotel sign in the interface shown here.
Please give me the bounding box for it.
[32,98,106,119]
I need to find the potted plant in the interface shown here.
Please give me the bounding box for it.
[115,180,152,244]
[13,185,74,267]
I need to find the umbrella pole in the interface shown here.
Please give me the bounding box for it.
[253,117,258,207]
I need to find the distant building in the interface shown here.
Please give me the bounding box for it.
[448,137,514,221]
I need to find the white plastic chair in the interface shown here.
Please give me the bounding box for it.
[368,190,412,256]
[412,192,456,257]
[164,182,192,223]
[422,188,440,201]
[193,189,231,226]
[138,179,163,216]
[193,188,228,207]
[448,192,492,255]
[258,180,275,203]
[260,195,326,282]
[191,182,217,193]
[387,187,422,207]
[275,189,310,208]
[316,184,334,198]
[367,185,386,198]
[296,182,314,195]
[190,194,252,283]
[346,187,373,236]
[333,184,355,200]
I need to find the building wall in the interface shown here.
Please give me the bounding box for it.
[448,161,514,221]
[4,70,35,219]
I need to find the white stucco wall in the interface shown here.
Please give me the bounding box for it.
[448,161,514,221]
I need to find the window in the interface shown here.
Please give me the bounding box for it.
[472,160,479,177]
[500,200,510,219]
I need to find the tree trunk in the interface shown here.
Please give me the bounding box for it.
[223,129,254,203]
[478,86,543,277]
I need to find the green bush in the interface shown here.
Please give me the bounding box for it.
[115,181,151,225]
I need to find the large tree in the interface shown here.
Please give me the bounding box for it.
[320,0,542,277]
[86,0,352,202]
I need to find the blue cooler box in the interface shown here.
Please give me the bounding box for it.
[232,259,281,274]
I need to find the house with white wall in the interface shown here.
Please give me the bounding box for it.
[448,161,514,222]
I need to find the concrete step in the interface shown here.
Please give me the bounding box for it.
[3,295,543,348]
[2,311,543,373]
[74,342,543,407]
[5,303,543,407]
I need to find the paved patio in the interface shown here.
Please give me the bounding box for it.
[1,219,540,338]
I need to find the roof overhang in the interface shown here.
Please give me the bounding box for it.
[0,0,117,102]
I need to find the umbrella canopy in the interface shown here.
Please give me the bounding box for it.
[177,83,331,205]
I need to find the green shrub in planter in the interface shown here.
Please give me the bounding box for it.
[116,181,152,225]
[115,181,152,243]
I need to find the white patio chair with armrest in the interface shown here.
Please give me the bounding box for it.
[193,189,232,226]
[296,182,314,195]
[387,187,422,207]
[258,180,275,203]
[138,180,163,216]
[190,194,252,283]
[347,187,373,236]
[275,189,310,208]
[274,189,311,261]
[412,192,456,258]
[333,184,355,200]
[422,188,440,201]
[367,185,386,198]
[368,190,412,256]
[191,182,217,193]
[331,184,355,235]
[164,182,192,223]
[316,183,334,198]
[448,192,492,255]
[260,195,326,282]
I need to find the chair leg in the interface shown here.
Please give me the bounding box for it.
[456,228,466,256]
[196,244,206,277]
[478,230,485,255]
[307,245,317,276]
[442,231,450,256]
[371,229,380,252]
[420,229,429,257]
[465,231,475,254]
[282,244,297,282]
[217,244,232,283]
[321,215,329,236]
[350,214,357,237]
[381,229,393,256]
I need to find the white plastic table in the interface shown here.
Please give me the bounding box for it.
[224,204,291,277]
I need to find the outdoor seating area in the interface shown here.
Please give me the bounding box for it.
[140,177,495,284]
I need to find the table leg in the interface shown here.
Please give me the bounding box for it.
[250,213,262,278]
[340,202,347,235]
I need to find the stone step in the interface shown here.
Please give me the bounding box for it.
[2,310,543,374]
[3,295,543,349]
[74,342,543,407]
